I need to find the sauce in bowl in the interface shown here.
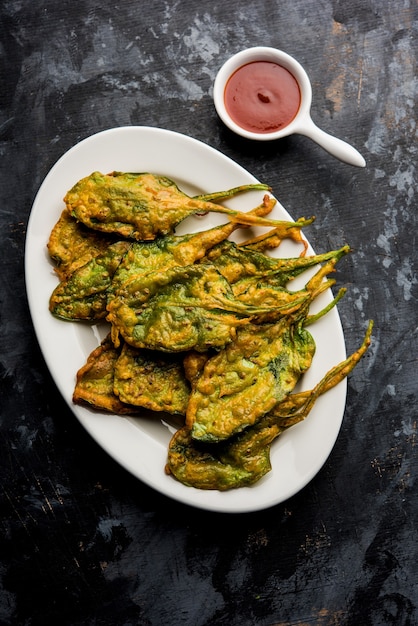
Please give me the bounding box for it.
[224,61,301,134]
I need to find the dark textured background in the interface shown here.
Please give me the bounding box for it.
[1,1,417,624]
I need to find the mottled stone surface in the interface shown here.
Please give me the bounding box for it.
[0,1,417,624]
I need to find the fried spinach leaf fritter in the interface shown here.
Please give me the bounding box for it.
[64,172,285,240]
[109,195,277,292]
[166,321,373,490]
[49,240,131,320]
[113,344,190,414]
[47,210,114,280]
[185,257,345,442]
[202,240,350,289]
[185,318,316,443]
[73,334,139,414]
[106,263,309,352]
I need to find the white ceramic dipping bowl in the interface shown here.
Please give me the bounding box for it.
[213,47,366,167]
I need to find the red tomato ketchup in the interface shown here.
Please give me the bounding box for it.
[224,61,301,133]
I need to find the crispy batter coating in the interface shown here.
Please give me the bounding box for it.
[166,321,373,490]
[47,170,373,493]
[73,334,139,414]
[184,256,347,443]
[49,240,131,320]
[64,172,276,240]
[185,319,316,442]
[113,344,190,414]
[107,259,314,352]
[202,240,350,288]
[107,263,274,352]
[49,195,278,321]
[47,210,113,280]
[109,215,261,293]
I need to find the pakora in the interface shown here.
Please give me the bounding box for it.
[108,195,277,292]
[47,209,113,280]
[185,317,316,442]
[49,240,131,320]
[73,334,138,414]
[113,344,190,414]
[46,170,373,494]
[202,240,350,289]
[64,172,285,240]
[166,321,373,490]
[107,262,300,352]
[185,257,345,442]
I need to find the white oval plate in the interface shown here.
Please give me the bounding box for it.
[25,126,346,513]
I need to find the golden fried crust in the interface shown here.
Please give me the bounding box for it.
[113,344,190,414]
[47,210,112,280]
[47,171,373,492]
[166,322,373,490]
[63,171,279,240]
[49,240,131,321]
[106,264,249,353]
[73,334,139,415]
[165,423,277,490]
[182,351,210,386]
[64,172,223,241]
[186,321,315,442]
